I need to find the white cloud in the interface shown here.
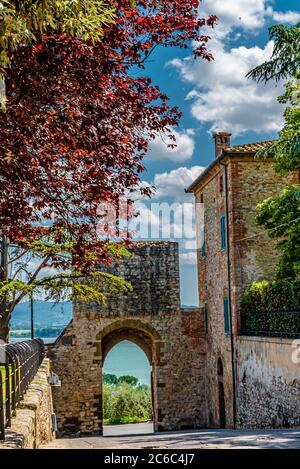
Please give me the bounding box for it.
[169,5,288,136]
[201,0,268,35]
[147,127,195,162]
[271,10,300,24]
[133,167,204,266]
[149,165,205,202]
[200,1,300,37]
[180,251,197,266]
[186,44,285,134]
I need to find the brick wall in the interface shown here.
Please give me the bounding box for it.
[193,154,295,428]
[195,163,234,428]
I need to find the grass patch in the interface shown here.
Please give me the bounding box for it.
[103,417,150,425]
[0,365,20,406]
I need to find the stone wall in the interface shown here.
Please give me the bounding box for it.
[236,336,300,428]
[0,359,55,449]
[228,158,297,328]
[194,163,235,428]
[193,155,296,428]
[49,242,208,435]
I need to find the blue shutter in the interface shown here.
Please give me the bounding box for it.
[201,226,206,259]
[223,297,230,334]
[220,214,227,250]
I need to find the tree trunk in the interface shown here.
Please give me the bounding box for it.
[0,236,9,343]
[0,317,9,344]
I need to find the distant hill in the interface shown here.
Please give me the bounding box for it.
[11,301,72,328]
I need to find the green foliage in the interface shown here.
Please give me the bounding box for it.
[103,416,146,424]
[117,375,138,386]
[0,0,118,111]
[103,373,119,385]
[242,279,300,312]
[256,186,300,279]
[0,233,132,319]
[247,22,300,280]
[246,23,300,83]
[241,279,300,338]
[103,381,152,423]
[103,373,139,387]
[255,72,300,174]
[0,270,132,305]
[0,0,116,73]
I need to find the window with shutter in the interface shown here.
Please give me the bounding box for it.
[201,226,206,259]
[220,214,227,250]
[223,296,230,334]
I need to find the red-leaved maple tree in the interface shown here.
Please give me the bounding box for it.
[0,0,216,340]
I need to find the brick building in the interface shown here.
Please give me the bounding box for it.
[187,132,298,428]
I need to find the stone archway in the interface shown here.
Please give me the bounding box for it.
[49,242,208,435]
[95,319,162,433]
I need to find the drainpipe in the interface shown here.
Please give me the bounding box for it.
[219,159,237,429]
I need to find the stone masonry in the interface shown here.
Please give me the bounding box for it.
[0,359,55,449]
[187,132,299,429]
[237,336,300,428]
[48,134,300,434]
[49,242,208,435]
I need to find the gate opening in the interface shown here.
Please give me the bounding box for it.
[102,340,154,436]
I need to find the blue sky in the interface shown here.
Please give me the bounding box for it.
[135,0,300,306]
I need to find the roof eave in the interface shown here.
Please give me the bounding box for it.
[185,149,258,193]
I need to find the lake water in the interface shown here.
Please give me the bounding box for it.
[104,340,151,385]
[10,337,151,385]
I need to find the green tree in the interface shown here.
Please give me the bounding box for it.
[0,235,131,342]
[103,373,119,386]
[103,382,152,423]
[118,375,139,386]
[0,0,117,110]
[246,23,300,83]
[254,72,300,173]
[247,23,300,280]
[256,186,300,279]
[0,0,116,73]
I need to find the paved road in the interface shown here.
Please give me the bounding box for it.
[103,422,154,436]
[42,425,300,449]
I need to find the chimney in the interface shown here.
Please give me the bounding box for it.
[213,132,232,158]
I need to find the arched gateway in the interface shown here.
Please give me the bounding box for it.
[49,242,207,435]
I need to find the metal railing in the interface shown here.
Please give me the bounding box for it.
[0,339,45,440]
[240,310,300,339]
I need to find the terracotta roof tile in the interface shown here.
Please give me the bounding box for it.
[186,139,276,192]
[224,140,274,153]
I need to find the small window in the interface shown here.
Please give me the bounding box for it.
[219,175,224,194]
[200,193,204,204]
[201,226,206,259]
[223,297,230,334]
[204,301,209,334]
[220,214,227,250]
[217,358,224,377]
